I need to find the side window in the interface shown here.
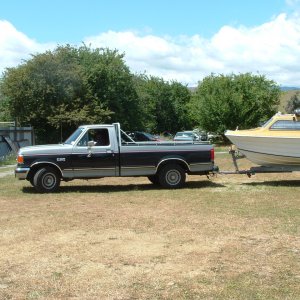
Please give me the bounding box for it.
[270,120,300,130]
[93,129,110,146]
[76,129,110,146]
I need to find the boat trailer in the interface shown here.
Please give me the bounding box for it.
[218,148,300,177]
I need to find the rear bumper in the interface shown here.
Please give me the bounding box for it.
[15,167,30,180]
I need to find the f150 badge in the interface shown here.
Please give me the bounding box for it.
[57,158,66,162]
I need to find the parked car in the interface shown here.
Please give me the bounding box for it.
[162,131,173,140]
[207,132,222,143]
[128,131,160,142]
[194,130,208,141]
[191,128,210,141]
[174,131,200,142]
[200,131,208,141]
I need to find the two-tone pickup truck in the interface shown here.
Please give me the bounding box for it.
[15,123,217,193]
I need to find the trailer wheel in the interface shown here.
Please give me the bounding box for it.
[158,164,186,189]
[148,175,160,185]
[33,167,60,193]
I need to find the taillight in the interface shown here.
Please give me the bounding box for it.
[17,155,24,164]
[210,149,214,161]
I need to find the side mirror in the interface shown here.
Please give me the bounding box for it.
[88,141,96,148]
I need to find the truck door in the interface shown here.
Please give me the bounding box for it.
[71,128,118,177]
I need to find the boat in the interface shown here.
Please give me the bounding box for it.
[225,110,300,167]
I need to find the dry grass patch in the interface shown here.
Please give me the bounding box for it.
[0,153,299,299]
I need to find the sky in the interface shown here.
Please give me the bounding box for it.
[1,0,300,87]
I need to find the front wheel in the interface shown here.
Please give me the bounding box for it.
[148,175,160,185]
[33,167,60,193]
[158,164,186,189]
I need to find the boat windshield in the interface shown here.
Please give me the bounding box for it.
[261,117,274,128]
[64,128,85,145]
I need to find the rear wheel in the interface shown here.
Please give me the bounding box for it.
[33,167,60,193]
[158,164,186,189]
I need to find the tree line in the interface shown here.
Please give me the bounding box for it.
[0,45,282,143]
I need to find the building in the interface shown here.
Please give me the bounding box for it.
[0,122,34,159]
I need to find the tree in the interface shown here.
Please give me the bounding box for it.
[79,46,143,130]
[133,75,192,133]
[285,91,300,113]
[0,45,141,143]
[0,83,11,122]
[192,73,281,137]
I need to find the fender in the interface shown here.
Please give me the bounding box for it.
[30,161,63,177]
[156,156,190,172]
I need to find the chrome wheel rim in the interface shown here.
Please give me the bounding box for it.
[165,169,181,185]
[42,173,56,189]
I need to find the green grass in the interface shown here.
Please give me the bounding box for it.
[214,145,230,152]
[0,153,16,167]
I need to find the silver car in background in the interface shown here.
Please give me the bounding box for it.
[174,131,200,142]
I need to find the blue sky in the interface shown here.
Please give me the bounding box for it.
[1,0,300,86]
[1,0,288,42]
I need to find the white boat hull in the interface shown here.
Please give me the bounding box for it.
[225,134,300,166]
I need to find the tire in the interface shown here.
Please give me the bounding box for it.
[29,176,35,187]
[158,164,186,189]
[33,167,60,193]
[148,175,160,185]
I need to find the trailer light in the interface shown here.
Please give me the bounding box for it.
[17,155,24,164]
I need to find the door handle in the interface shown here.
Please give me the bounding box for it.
[106,149,115,156]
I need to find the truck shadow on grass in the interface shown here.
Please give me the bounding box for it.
[242,180,300,187]
[22,180,225,194]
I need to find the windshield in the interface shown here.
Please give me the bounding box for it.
[175,132,184,136]
[176,132,193,137]
[184,132,193,137]
[261,117,274,128]
[143,132,153,138]
[64,128,85,145]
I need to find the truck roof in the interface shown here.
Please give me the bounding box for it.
[79,124,115,129]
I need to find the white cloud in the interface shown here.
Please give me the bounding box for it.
[84,13,300,87]
[1,13,300,87]
[0,20,54,75]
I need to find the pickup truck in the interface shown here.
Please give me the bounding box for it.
[15,123,217,193]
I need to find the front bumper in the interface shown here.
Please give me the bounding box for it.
[15,167,30,180]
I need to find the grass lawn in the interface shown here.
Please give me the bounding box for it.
[0,153,299,299]
[0,154,17,167]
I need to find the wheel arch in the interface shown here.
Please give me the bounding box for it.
[28,162,62,181]
[156,157,190,174]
